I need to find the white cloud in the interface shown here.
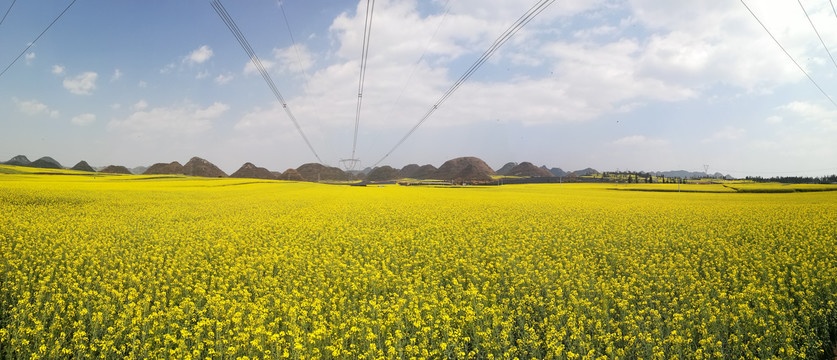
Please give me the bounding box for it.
[25,52,35,64]
[187,45,213,64]
[234,105,283,131]
[133,99,149,110]
[612,135,669,147]
[111,69,123,82]
[160,63,176,74]
[13,98,59,118]
[71,113,96,126]
[215,73,234,85]
[778,101,837,131]
[780,101,837,120]
[271,45,314,75]
[703,126,746,143]
[108,101,229,137]
[243,58,276,75]
[63,72,98,95]
[138,80,148,88]
[232,103,326,153]
[51,65,65,75]
[633,0,827,90]
[299,0,705,130]
[195,102,230,118]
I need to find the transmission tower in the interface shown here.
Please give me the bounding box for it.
[339,158,361,171]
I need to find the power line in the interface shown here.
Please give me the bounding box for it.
[211,0,324,164]
[797,0,837,71]
[0,0,16,27]
[831,0,837,21]
[385,0,451,121]
[0,0,77,80]
[278,1,310,90]
[740,0,837,109]
[372,0,556,167]
[348,0,376,168]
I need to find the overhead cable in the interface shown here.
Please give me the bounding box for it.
[372,0,556,167]
[740,0,837,109]
[386,0,451,119]
[350,0,376,162]
[211,0,324,164]
[279,1,311,90]
[0,0,77,80]
[831,0,837,21]
[0,0,17,27]
[797,0,837,71]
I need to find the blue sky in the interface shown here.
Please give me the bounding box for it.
[1,0,836,177]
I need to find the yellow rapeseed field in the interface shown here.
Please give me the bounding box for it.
[1,171,836,359]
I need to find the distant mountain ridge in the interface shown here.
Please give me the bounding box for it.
[296,163,349,181]
[230,162,274,180]
[100,165,132,174]
[70,161,95,172]
[130,166,148,175]
[400,164,437,179]
[572,168,599,176]
[496,162,518,175]
[183,157,227,177]
[145,161,184,175]
[29,157,63,169]
[507,162,552,177]
[3,153,736,180]
[654,170,731,179]
[5,155,31,166]
[432,157,496,182]
[366,166,402,181]
[540,166,566,177]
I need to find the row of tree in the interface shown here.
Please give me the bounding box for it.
[601,172,688,184]
[744,175,837,184]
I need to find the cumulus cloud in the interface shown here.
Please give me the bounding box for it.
[111,69,123,82]
[187,45,213,64]
[160,63,176,74]
[231,103,326,154]
[71,113,96,126]
[780,101,837,120]
[294,0,720,131]
[312,0,825,133]
[63,72,98,95]
[51,65,65,75]
[778,101,837,131]
[133,99,149,110]
[243,58,276,75]
[25,52,35,64]
[108,101,229,137]
[234,105,286,131]
[215,73,234,85]
[13,98,59,118]
[271,45,314,75]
